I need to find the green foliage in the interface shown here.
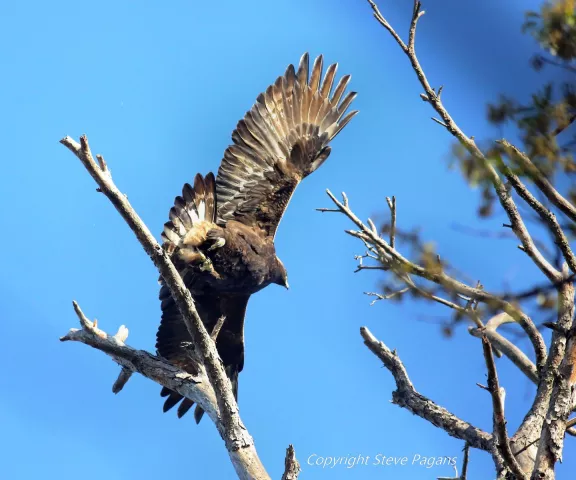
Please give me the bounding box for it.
[524,0,576,60]
[374,1,576,336]
[450,0,576,217]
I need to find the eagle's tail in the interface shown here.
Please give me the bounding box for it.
[160,172,217,261]
[190,365,238,423]
[158,366,239,423]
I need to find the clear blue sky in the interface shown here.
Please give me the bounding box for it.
[1,0,573,479]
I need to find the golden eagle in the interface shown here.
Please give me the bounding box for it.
[156,53,357,421]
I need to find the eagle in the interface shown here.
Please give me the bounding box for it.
[155,53,357,421]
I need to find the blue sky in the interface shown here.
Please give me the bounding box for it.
[1,0,574,478]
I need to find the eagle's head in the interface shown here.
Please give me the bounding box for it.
[273,257,289,290]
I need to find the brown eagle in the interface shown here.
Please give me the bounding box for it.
[156,53,357,421]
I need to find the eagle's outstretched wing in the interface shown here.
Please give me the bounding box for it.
[215,52,358,239]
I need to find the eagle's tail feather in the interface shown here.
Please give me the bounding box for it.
[193,405,205,424]
[158,389,195,418]
[162,391,184,413]
[160,386,172,397]
[177,398,195,418]
[182,365,239,423]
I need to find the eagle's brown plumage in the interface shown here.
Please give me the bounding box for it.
[155,53,357,420]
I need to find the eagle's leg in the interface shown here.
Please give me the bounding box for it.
[198,255,213,271]
[179,248,207,264]
[197,252,222,279]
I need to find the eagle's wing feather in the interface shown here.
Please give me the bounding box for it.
[216,53,358,239]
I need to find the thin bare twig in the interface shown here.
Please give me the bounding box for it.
[469,314,538,384]
[401,273,484,328]
[460,442,470,480]
[211,316,227,341]
[481,335,527,479]
[112,367,133,394]
[365,288,409,305]
[386,196,396,248]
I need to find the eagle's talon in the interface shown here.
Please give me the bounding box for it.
[199,256,213,272]
[207,237,226,252]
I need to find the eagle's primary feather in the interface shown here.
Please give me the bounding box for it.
[155,53,357,419]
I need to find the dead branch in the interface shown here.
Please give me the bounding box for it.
[531,278,576,479]
[359,1,576,477]
[60,301,219,422]
[60,135,270,480]
[500,165,576,274]
[480,335,528,479]
[360,326,493,451]
[499,139,576,224]
[367,0,561,285]
[281,445,301,480]
[460,442,470,480]
[325,188,547,371]
[386,196,396,248]
[468,321,538,385]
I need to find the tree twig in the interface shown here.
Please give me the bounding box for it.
[469,314,538,384]
[499,164,576,274]
[480,335,527,479]
[386,196,396,248]
[499,139,576,224]
[460,442,470,480]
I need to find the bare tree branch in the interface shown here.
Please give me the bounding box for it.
[325,189,547,371]
[60,135,270,480]
[112,367,133,394]
[361,326,493,451]
[531,278,576,479]
[386,195,396,248]
[460,442,470,480]
[359,2,576,477]
[367,0,561,285]
[499,164,576,274]
[469,314,538,384]
[281,445,301,480]
[480,335,528,479]
[499,140,576,224]
[60,302,220,425]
